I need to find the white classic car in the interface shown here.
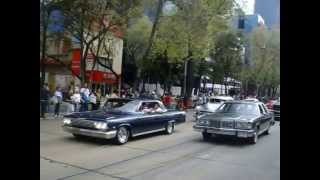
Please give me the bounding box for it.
[194,96,234,120]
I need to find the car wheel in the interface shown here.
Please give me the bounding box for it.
[249,132,258,144]
[202,132,211,141]
[115,126,129,145]
[165,122,174,134]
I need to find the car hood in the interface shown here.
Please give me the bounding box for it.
[200,112,258,122]
[197,103,222,112]
[64,110,133,122]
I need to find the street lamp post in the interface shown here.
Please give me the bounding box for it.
[183,58,189,97]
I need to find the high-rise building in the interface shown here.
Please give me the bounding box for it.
[232,14,265,33]
[254,0,280,28]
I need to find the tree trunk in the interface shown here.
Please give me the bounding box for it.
[142,0,164,62]
[80,8,86,86]
[135,0,164,92]
[40,0,48,87]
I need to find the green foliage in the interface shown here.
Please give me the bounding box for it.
[209,30,244,83]
[241,27,280,95]
[151,0,234,62]
[125,15,153,65]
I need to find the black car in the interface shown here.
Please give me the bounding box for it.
[62,100,186,144]
[272,100,280,121]
[193,101,275,144]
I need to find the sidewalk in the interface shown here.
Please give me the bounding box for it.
[40,101,73,120]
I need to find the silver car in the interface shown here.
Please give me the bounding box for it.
[194,96,234,120]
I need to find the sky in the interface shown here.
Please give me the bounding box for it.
[235,0,255,15]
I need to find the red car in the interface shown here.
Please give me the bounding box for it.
[265,100,277,110]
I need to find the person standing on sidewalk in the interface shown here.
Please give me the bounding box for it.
[96,89,102,110]
[80,83,90,111]
[54,87,63,118]
[71,89,81,112]
[40,83,50,118]
[110,90,119,98]
[89,90,97,111]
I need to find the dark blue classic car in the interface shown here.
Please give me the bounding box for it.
[62,99,186,144]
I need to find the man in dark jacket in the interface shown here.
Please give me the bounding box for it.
[40,83,50,118]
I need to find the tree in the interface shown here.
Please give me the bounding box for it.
[53,0,142,86]
[240,27,280,97]
[148,0,234,95]
[209,30,244,94]
[125,15,153,69]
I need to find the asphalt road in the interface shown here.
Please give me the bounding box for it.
[40,113,280,180]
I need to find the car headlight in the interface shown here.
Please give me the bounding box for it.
[63,118,71,125]
[198,119,210,126]
[94,122,108,130]
[236,121,252,129]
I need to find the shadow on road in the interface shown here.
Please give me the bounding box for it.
[190,133,271,147]
[62,136,115,146]
[60,129,184,146]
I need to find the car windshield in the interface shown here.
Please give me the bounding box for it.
[216,103,260,115]
[104,99,131,109]
[115,100,140,112]
[209,98,224,103]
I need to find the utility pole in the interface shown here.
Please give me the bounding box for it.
[183,58,188,96]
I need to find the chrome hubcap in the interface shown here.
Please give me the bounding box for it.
[118,128,128,143]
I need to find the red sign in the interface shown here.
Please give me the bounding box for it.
[86,70,118,84]
[71,48,81,75]
[71,48,119,84]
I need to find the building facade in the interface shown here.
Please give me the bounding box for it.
[41,31,123,94]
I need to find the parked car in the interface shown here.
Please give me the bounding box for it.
[265,99,277,110]
[193,101,275,144]
[272,99,280,121]
[62,100,186,144]
[194,96,234,120]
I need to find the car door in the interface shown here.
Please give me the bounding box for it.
[131,102,165,135]
[130,102,154,135]
[262,104,274,125]
[258,104,270,131]
[144,102,168,131]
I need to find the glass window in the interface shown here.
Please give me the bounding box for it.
[258,105,265,114]
[210,98,221,103]
[216,103,260,115]
[261,104,269,113]
[116,100,140,112]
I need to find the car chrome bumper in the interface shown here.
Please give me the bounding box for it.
[193,125,255,138]
[62,125,117,139]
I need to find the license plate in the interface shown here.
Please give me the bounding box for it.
[237,132,248,138]
[207,129,235,135]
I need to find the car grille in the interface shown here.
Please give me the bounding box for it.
[273,105,280,111]
[221,121,234,129]
[71,119,96,129]
[209,120,220,128]
[207,120,235,128]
